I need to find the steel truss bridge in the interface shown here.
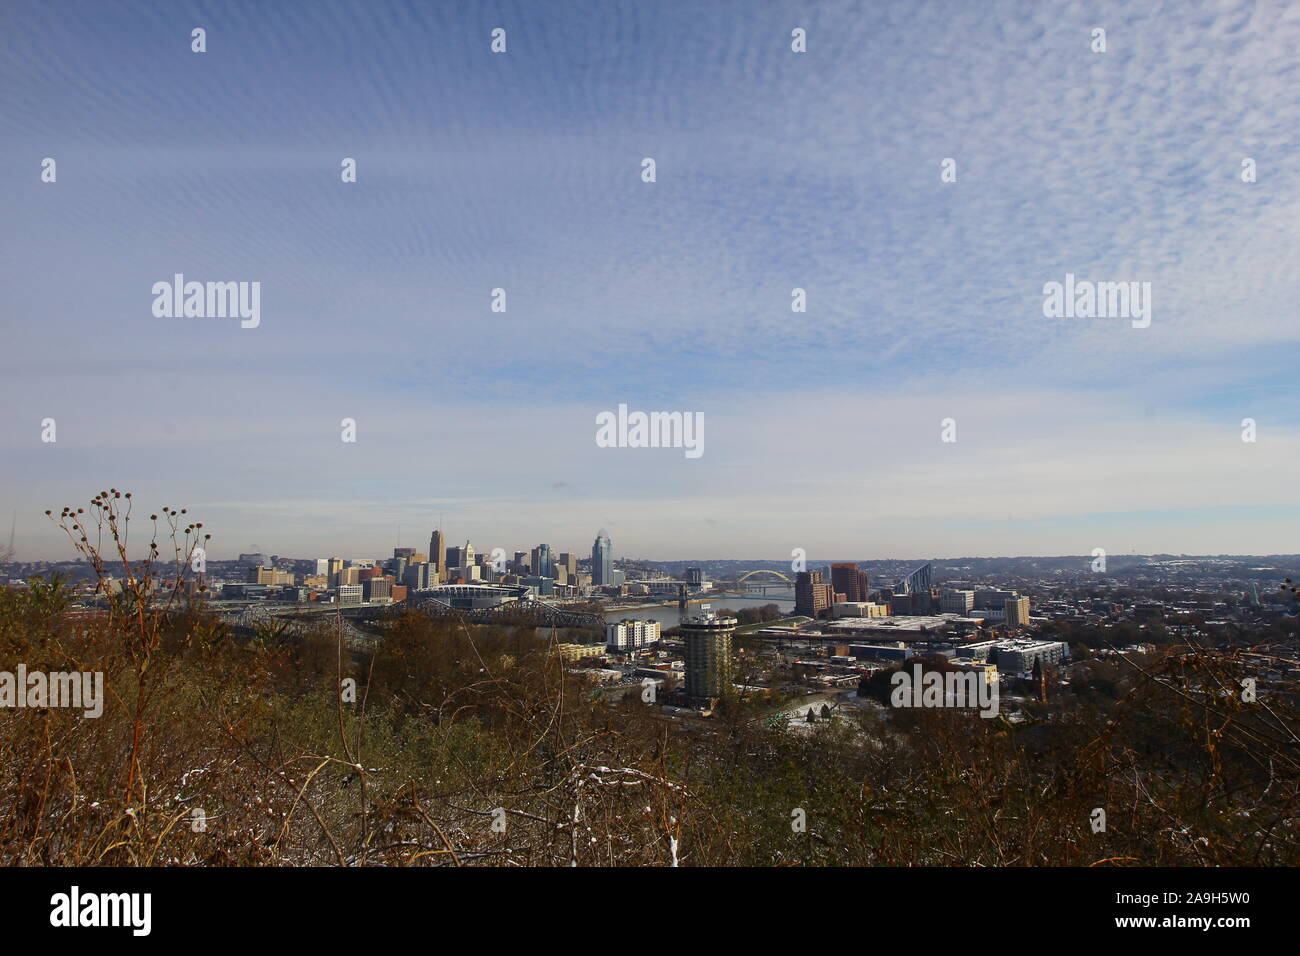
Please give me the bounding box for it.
[216,596,604,644]
[220,604,378,646]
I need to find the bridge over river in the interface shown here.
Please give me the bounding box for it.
[710,570,797,594]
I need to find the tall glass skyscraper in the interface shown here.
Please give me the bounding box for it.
[591,529,612,585]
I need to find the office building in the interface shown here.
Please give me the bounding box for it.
[795,570,833,618]
[907,588,941,615]
[447,564,482,583]
[942,590,976,614]
[327,557,344,587]
[248,566,295,586]
[364,577,393,601]
[558,552,577,579]
[404,562,432,590]
[975,588,1018,610]
[833,601,889,618]
[831,563,870,603]
[592,530,613,586]
[429,529,447,584]
[532,544,554,579]
[1004,596,1031,628]
[476,554,500,583]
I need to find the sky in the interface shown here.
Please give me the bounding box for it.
[1,0,1298,562]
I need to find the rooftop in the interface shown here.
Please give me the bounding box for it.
[827,614,964,633]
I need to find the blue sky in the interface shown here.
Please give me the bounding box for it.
[2,0,1298,561]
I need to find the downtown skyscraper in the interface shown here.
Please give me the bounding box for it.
[429,529,446,584]
[532,543,554,579]
[831,563,870,603]
[591,529,612,586]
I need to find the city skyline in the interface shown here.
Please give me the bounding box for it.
[0,0,1297,886]
[9,512,1300,568]
[3,0,1299,560]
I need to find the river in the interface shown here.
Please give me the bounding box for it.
[602,589,797,627]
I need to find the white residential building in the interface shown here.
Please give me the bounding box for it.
[605,619,662,652]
